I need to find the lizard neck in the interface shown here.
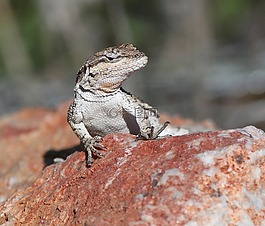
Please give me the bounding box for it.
[75,88,119,102]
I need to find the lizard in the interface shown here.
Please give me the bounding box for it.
[67,43,188,166]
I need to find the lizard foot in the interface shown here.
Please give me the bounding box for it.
[84,136,106,166]
[137,121,170,140]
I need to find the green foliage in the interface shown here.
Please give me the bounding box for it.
[125,0,166,47]
[10,0,46,71]
[0,0,264,77]
[0,52,6,75]
[211,0,250,41]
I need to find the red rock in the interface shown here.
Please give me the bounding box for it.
[0,107,264,226]
[0,101,79,202]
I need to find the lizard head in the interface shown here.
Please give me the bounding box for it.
[75,43,148,93]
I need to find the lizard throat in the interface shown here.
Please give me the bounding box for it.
[98,82,121,93]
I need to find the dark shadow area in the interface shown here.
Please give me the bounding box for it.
[43,144,83,168]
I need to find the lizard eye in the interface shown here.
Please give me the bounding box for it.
[105,55,116,60]
[104,50,120,61]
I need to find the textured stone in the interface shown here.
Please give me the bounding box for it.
[0,110,264,226]
[0,101,79,202]
[0,101,199,204]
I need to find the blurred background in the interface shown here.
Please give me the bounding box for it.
[0,0,265,129]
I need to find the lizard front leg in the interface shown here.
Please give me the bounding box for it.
[137,114,170,140]
[68,103,104,166]
[68,120,105,166]
[122,102,170,140]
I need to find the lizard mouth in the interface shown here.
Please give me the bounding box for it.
[96,56,148,92]
[98,56,148,92]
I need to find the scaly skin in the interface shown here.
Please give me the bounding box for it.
[68,43,175,166]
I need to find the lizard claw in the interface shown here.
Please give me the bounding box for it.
[137,121,170,140]
[84,136,106,166]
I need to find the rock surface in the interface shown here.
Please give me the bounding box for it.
[0,103,264,225]
[0,101,79,203]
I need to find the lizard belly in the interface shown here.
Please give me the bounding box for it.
[82,101,139,137]
[86,116,129,137]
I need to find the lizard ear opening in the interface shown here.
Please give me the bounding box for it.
[77,64,87,75]
[75,65,95,91]
[76,64,88,83]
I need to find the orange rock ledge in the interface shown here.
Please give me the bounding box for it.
[0,102,264,225]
